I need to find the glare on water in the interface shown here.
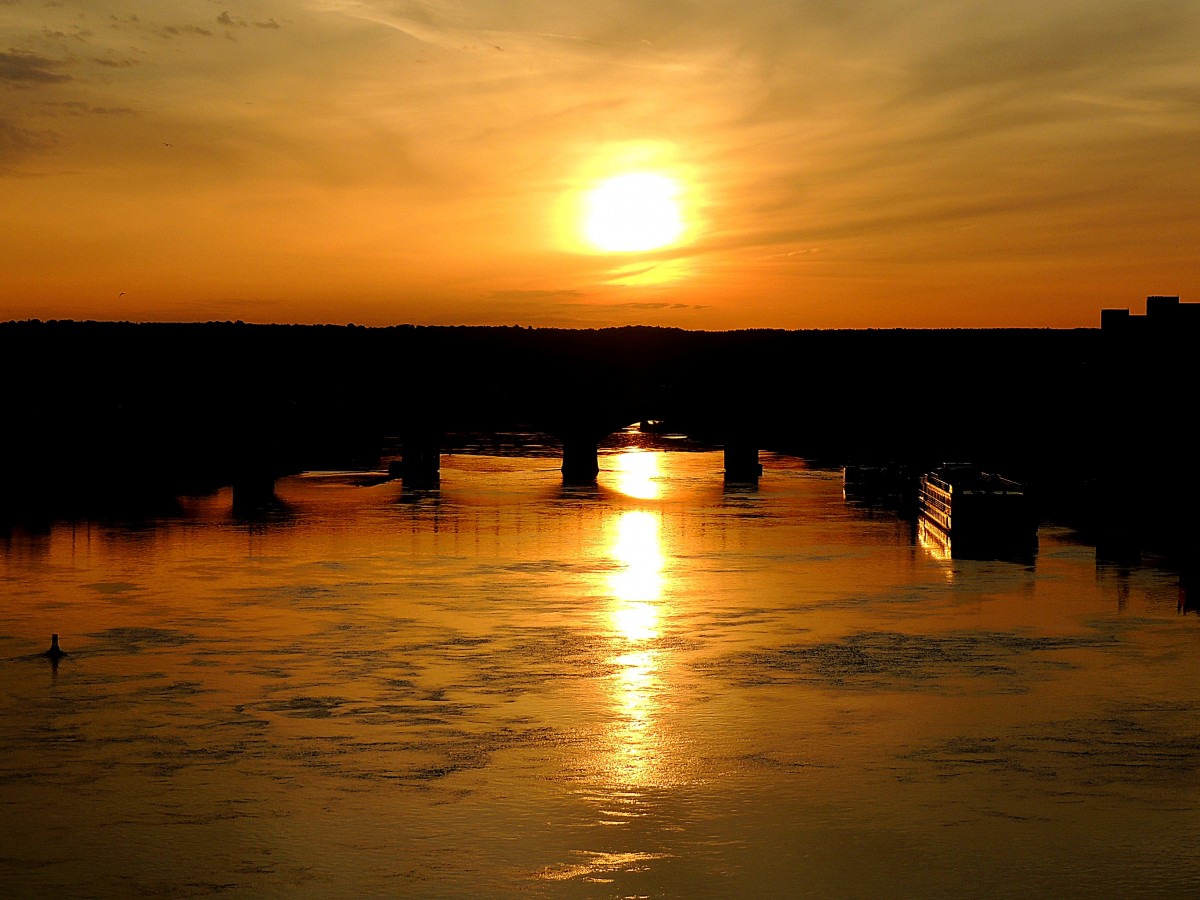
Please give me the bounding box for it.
[2,448,1200,897]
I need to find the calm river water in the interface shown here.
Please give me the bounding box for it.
[3,445,1200,898]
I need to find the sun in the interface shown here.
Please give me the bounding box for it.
[582,172,685,253]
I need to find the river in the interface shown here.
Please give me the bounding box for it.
[2,444,1199,898]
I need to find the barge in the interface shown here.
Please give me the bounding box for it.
[843,461,918,512]
[918,463,1038,557]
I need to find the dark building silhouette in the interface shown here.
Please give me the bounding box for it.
[1101,295,1200,333]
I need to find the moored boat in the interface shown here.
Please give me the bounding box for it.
[843,461,919,511]
[918,463,1038,557]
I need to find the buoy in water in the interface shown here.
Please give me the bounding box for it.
[44,633,66,660]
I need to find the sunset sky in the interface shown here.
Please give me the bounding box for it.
[3,0,1198,328]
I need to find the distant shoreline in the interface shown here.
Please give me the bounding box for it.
[2,318,1101,333]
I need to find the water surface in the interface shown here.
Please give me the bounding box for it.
[3,449,1199,898]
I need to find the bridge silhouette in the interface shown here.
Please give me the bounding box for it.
[1,318,1195,564]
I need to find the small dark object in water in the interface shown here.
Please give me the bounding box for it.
[44,633,66,660]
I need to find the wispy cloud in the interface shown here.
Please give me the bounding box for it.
[0,50,72,84]
[0,117,57,168]
[217,11,282,30]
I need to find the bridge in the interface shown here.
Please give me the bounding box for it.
[1,318,1196,562]
[386,369,764,487]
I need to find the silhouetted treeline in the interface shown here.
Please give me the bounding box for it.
[1,319,1195,561]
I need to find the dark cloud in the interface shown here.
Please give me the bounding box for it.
[162,25,213,39]
[41,27,94,44]
[0,117,57,170]
[486,291,706,314]
[38,100,136,117]
[613,301,709,310]
[92,57,140,68]
[0,50,72,85]
[217,12,282,30]
[105,13,217,42]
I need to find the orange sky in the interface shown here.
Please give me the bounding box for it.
[3,1,1198,328]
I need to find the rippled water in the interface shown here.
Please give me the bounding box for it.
[2,449,1199,898]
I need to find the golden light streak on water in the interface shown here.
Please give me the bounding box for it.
[612,449,662,500]
[600,496,671,792]
[607,648,660,789]
[917,517,955,570]
[608,509,665,611]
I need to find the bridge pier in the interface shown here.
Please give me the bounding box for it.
[723,443,762,483]
[231,472,278,517]
[393,436,441,487]
[561,434,600,484]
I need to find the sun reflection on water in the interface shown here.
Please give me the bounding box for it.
[609,508,667,614]
[612,449,663,500]
[601,500,671,792]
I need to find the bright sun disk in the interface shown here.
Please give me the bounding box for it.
[583,172,684,252]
